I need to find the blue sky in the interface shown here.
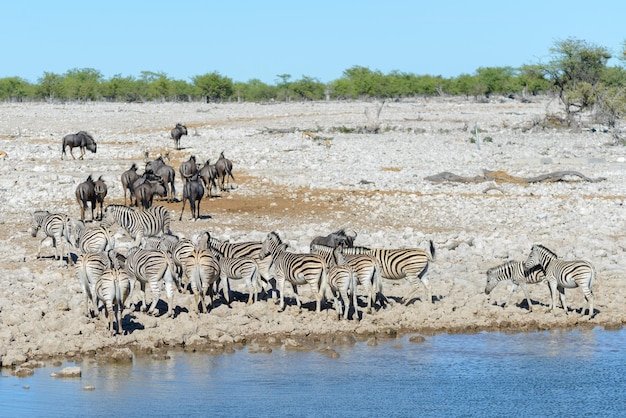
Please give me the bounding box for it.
[2,1,624,85]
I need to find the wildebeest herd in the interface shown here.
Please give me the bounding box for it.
[28,126,597,336]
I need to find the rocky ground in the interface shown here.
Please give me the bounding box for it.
[0,96,624,368]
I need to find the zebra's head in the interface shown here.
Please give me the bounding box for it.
[523,244,554,270]
[484,267,500,295]
[260,231,282,258]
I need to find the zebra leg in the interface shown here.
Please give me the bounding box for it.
[340,290,350,320]
[546,277,557,313]
[557,286,568,314]
[519,283,533,312]
[332,291,342,319]
[164,274,176,317]
[352,286,360,321]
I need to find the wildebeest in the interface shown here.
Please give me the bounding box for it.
[198,159,218,197]
[121,163,140,206]
[146,155,176,202]
[179,174,205,221]
[310,229,357,250]
[215,151,235,191]
[170,123,188,150]
[61,131,97,160]
[179,155,199,184]
[75,175,97,222]
[94,176,108,220]
[134,176,167,209]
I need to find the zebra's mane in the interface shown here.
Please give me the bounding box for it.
[268,231,282,244]
[487,260,520,274]
[534,244,557,259]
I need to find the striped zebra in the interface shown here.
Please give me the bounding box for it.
[260,231,328,313]
[216,253,263,305]
[95,266,132,336]
[141,233,180,254]
[184,248,220,313]
[325,246,359,320]
[485,261,547,312]
[311,243,382,313]
[73,220,115,254]
[100,204,171,247]
[125,246,178,317]
[523,244,596,317]
[342,240,436,305]
[29,210,73,263]
[199,231,263,259]
[76,251,111,318]
[172,238,198,292]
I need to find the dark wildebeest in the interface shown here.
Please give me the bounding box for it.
[310,229,357,251]
[179,174,205,221]
[75,175,97,222]
[134,177,167,209]
[94,176,108,220]
[179,155,198,184]
[215,151,235,191]
[198,159,218,198]
[146,155,176,202]
[170,123,188,150]
[62,131,97,160]
[121,163,140,206]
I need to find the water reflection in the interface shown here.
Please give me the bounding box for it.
[2,327,625,417]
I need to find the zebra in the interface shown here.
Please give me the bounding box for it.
[142,233,180,255]
[523,244,596,317]
[325,245,359,320]
[171,238,198,292]
[95,263,132,336]
[184,248,220,313]
[29,210,73,264]
[73,220,115,254]
[76,251,111,318]
[485,260,547,312]
[199,231,263,259]
[100,204,171,247]
[342,240,436,305]
[311,243,382,313]
[260,231,328,313]
[215,253,263,306]
[125,246,178,317]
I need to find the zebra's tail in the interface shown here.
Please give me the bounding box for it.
[428,240,436,262]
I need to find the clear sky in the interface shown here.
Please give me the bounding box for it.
[2,1,624,85]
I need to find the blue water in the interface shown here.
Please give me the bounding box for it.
[1,328,624,417]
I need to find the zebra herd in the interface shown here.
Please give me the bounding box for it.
[30,200,598,336]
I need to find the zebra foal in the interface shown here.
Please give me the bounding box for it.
[523,244,596,318]
[76,251,111,318]
[485,260,546,312]
[260,232,328,313]
[325,246,359,320]
[29,210,73,264]
[216,253,263,306]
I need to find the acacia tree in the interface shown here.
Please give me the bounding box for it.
[192,72,233,102]
[542,38,611,128]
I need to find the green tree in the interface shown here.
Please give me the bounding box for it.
[542,37,611,127]
[289,76,325,100]
[517,64,550,96]
[0,77,33,101]
[36,72,65,100]
[62,68,103,100]
[192,72,234,102]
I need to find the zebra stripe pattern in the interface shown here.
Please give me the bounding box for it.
[523,244,596,317]
[311,243,382,313]
[184,249,220,313]
[260,232,328,313]
[100,204,171,247]
[76,251,111,318]
[217,255,262,305]
[30,210,73,263]
[172,238,197,292]
[485,260,546,312]
[125,247,177,317]
[200,231,263,259]
[326,246,359,320]
[96,267,132,335]
[342,240,436,305]
[73,220,115,254]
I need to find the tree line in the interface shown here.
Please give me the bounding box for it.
[1,38,625,129]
